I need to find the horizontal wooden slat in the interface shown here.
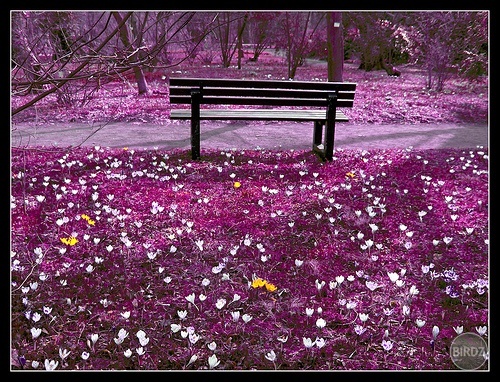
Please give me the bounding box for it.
[170,96,354,107]
[170,87,356,100]
[169,77,356,92]
[170,109,349,122]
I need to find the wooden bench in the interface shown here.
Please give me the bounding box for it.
[169,77,356,160]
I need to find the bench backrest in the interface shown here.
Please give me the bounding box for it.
[169,77,356,108]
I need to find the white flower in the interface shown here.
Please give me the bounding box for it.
[359,313,369,322]
[415,319,426,328]
[177,310,188,320]
[186,354,198,367]
[354,324,367,335]
[242,314,252,323]
[117,328,129,339]
[402,305,411,316]
[170,323,181,333]
[295,259,303,267]
[335,275,345,284]
[81,351,90,360]
[43,306,52,315]
[381,339,393,351]
[31,360,39,369]
[387,272,399,283]
[303,337,315,348]
[208,341,217,351]
[277,335,288,343]
[59,348,71,360]
[189,332,200,345]
[305,307,314,317]
[139,336,150,347]
[265,350,277,362]
[136,347,146,356]
[315,279,325,290]
[31,327,42,339]
[432,325,440,339]
[315,337,326,348]
[316,318,326,329]
[215,298,226,310]
[476,326,487,336]
[121,311,131,319]
[409,285,420,296]
[231,311,240,322]
[32,312,41,322]
[365,280,381,291]
[208,354,220,369]
[90,333,98,344]
[346,300,357,310]
[453,325,464,335]
[123,349,132,358]
[44,359,59,370]
[185,293,196,304]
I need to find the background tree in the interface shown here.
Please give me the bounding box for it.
[410,11,488,91]
[345,12,406,76]
[326,12,343,81]
[213,12,249,68]
[246,12,279,62]
[276,12,324,79]
[112,11,149,94]
[11,11,198,115]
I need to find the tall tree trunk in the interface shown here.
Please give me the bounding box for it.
[112,11,148,95]
[327,12,344,82]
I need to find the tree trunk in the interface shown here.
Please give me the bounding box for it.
[327,12,343,82]
[112,11,148,95]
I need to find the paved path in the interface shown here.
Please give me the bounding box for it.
[11,121,488,151]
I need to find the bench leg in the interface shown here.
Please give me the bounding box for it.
[190,90,202,160]
[324,119,335,161]
[313,121,323,146]
[191,117,200,160]
[324,93,338,161]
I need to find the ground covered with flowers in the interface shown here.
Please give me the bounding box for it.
[11,145,488,370]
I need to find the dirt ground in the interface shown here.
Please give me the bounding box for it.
[11,121,489,153]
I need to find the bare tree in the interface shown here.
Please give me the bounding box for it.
[11,11,200,115]
[411,11,488,91]
[276,12,324,79]
[213,12,249,68]
[246,12,278,62]
[112,11,148,94]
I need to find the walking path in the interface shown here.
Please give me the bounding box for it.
[11,121,488,152]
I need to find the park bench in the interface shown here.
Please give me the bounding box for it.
[169,77,356,161]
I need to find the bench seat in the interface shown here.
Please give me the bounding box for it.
[170,109,349,122]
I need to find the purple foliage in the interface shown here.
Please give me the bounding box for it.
[11,145,488,370]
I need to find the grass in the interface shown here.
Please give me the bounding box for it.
[10,144,489,371]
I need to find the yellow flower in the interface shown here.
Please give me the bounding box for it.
[346,172,356,178]
[81,214,96,226]
[251,278,266,289]
[265,282,277,292]
[233,181,241,189]
[60,236,79,246]
[251,277,277,292]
